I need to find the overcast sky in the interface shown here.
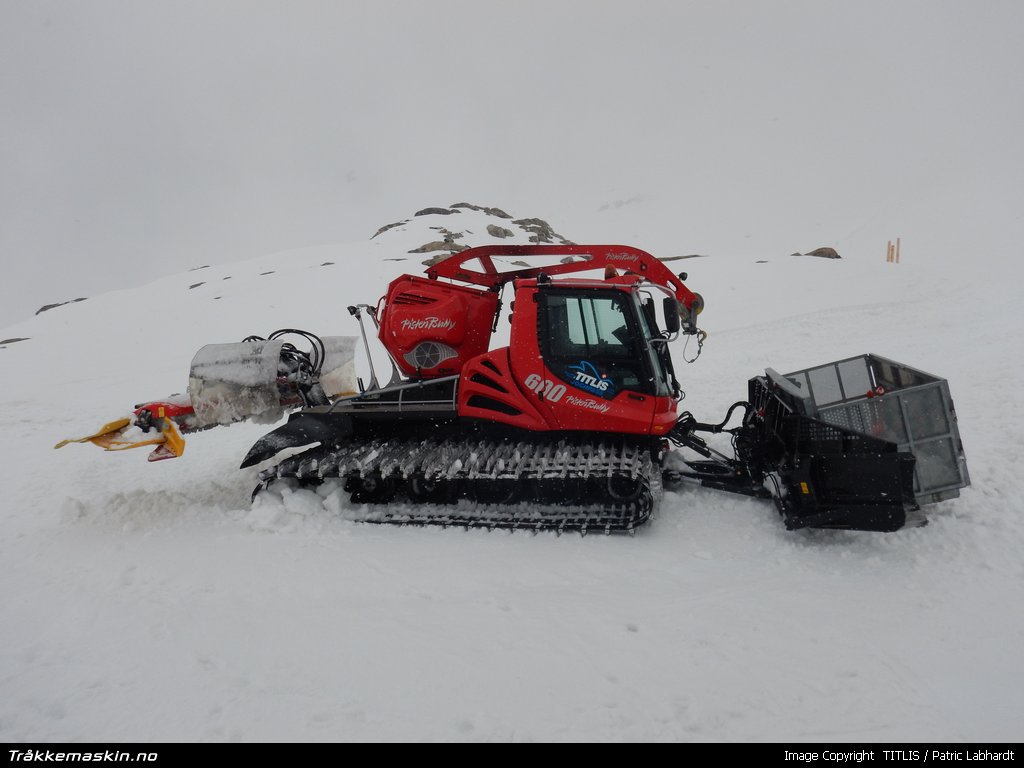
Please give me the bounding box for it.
[2,1,1022,328]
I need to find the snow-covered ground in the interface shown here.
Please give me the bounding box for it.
[1,207,1021,742]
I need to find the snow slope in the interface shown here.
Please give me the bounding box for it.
[1,207,1021,742]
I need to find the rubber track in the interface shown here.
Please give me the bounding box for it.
[254,437,660,534]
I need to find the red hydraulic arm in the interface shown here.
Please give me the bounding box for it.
[425,244,703,316]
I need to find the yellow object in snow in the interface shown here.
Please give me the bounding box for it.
[55,409,186,461]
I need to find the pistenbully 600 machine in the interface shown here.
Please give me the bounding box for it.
[57,244,970,533]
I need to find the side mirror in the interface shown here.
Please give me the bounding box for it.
[663,297,681,334]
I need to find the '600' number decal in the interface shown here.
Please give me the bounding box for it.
[524,373,566,403]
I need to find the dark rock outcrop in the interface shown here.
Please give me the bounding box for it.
[371,219,409,239]
[409,240,470,255]
[36,298,87,315]
[803,247,841,259]
[450,202,513,219]
[487,224,514,239]
[374,204,575,255]
[410,226,469,258]
[415,207,459,217]
[512,218,574,245]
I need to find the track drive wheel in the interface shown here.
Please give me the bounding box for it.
[407,474,456,504]
[346,473,398,504]
[607,474,643,503]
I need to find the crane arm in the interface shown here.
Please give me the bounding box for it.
[425,244,703,315]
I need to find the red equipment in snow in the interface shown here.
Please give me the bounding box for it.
[57,243,970,534]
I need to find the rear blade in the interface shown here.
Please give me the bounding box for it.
[188,337,359,428]
[188,341,287,428]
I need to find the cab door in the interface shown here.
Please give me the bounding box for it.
[529,288,658,434]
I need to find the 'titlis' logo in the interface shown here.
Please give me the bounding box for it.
[565,361,615,399]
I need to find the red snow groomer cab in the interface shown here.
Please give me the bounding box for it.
[373,244,703,438]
